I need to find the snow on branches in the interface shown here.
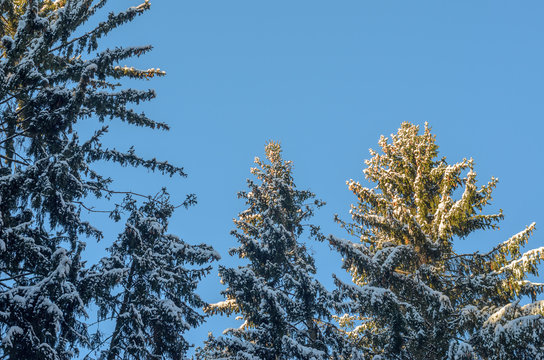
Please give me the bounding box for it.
[0,2,216,359]
[330,122,544,359]
[198,142,335,360]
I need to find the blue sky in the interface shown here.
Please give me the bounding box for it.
[82,0,544,354]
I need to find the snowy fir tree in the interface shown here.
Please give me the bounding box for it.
[197,142,335,360]
[0,1,216,359]
[329,122,544,360]
[85,191,219,360]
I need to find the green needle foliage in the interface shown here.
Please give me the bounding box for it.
[199,142,335,360]
[330,122,544,360]
[89,191,219,360]
[0,1,216,359]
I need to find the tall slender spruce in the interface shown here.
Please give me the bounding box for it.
[198,142,334,360]
[0,1,216,359]
[330,122,544,359]
[87,192,220,360]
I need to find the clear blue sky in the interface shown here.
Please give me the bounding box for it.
[81,0,544,355]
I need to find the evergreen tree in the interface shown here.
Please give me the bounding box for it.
[85,191,219,360]
[329,122,544,359]
[0,1,216,358]
[198,142,334,360]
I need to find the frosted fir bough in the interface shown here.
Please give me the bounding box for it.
[197,142,337,360]
[0,1,216,359]
[329,122,544,360]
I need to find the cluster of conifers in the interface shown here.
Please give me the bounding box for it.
[196,128,543,360]
[0,2,542,359]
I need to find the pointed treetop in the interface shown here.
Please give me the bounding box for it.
[251,140,293,183]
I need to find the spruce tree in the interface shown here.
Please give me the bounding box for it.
[0,1,216,359]
[85,191,219,360]
[198,142,334,360]
[329,122,544,359]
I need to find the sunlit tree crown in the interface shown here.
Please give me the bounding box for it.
[330,122,544,360]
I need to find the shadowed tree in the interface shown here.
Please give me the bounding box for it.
[87,192,220,360]
[0,1,216,359]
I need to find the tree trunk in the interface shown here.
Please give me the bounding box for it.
[106,262,135,360]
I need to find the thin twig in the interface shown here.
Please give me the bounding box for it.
[73,201,114,214]
[0,153,28,166]
[82,334,113,360]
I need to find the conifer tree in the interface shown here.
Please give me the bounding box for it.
[198,142,334,360]
[85,191,220,360]
[329,122,544,359]
[0,1,216,359]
